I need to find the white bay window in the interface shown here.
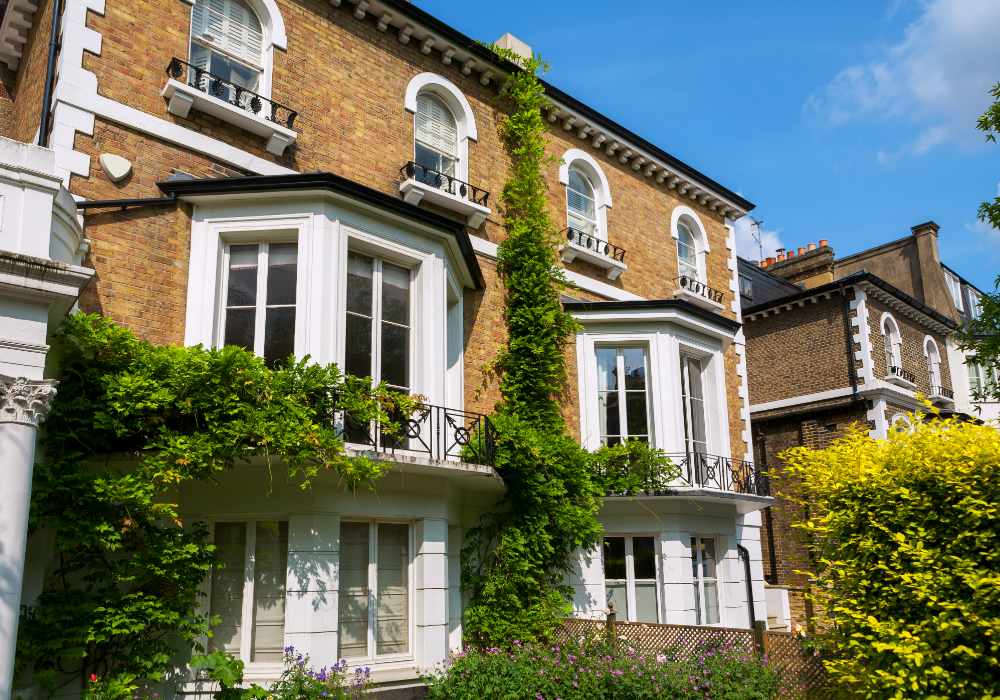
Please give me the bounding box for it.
[596,346,650,446]
[603,535,659,623]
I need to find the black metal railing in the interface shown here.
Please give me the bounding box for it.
[400,162,490,207]
[563,227,627,263]
[931,385,954,399]
[166,58,298,129]
[678,275,726,305]
[338,403,496,468]
[599,452,769,497]
[888,365,917,384]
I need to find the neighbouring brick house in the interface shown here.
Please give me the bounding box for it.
[736,228,978,631]
[0,0,775,697]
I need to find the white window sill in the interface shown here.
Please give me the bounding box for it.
[560,239,628,280]
[399,178,491,229]
[161,79,298,156]
[929,392,954,405]
[883,374,916,391]
[673,286,726,312]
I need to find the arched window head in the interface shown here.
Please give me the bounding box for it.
[891,413,912,435]
[677,221,699,281]
[881,315,901,373]
[925,337,941,391]
[414,93,458,178]
[190,0,263,98]
[567,168,598,237]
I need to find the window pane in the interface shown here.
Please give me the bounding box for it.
[692,582,702,626]
[596,348,618,391]
[632,537,656,580]
[598,390,620,445]
[338,522,370,658]
[263,307,295,369]
[634,581,658,624]
[686,357,705,401]
[224,307,255,351]
[209,522,247,656]
[381,264,410,326]
[227,244,258,307]
[414,142,456,178]
[625,391,648,439]
[602,537,626,580]
[690,537,699,578]
[251,521,288,662]
[622,348,646,390]
[606,582,628,618]
[702,581,720,624]
[376,523,409,655]
[701,538,717,579]
[380,322,409,391]
[266,243,297,306]
[345,313,373,379]
[346,252,374,316]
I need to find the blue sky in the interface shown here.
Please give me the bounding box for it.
[419,0,1000,291]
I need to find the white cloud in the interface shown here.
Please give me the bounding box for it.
[966,217,1000,253]
[804,0,1000,156]
[734,217,785,262]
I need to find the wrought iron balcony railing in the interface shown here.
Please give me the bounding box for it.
[888,365,917,384]
[338,403,496,468]
[678,275,726,305]
[598,451,769,497]
[400,162,490,207]
[166,58,298,129]
[931,385,954,399]
[563,227,627,263]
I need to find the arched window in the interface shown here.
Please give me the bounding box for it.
[925,338,941,392]
[882,315,902,374]
[677,221,699,281]
[891,413,911,434]
[567,168,598,238]
[414,93,458,179]
[190,0,264,100]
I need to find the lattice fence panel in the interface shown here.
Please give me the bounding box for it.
[765,631,840,698]
[555,618,755,654]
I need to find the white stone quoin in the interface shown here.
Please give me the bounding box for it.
[0,376,57,700]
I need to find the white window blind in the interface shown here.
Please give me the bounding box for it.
[192,0,263,68]
[415,94,457,156]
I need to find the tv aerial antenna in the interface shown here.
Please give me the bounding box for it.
[749,215,765,262]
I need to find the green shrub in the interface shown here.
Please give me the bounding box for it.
[782,411,1000,699]
[421,637,780,700]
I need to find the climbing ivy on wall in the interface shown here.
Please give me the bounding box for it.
[17,314,417,690]
[460,48,678,644]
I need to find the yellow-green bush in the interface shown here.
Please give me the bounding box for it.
[782,412,1000,699]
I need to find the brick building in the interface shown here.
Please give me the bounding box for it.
[0,0,775,697]
[736,227,981,630]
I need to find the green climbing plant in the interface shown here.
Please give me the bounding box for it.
[460,47,678,645]
[17,313,418,690]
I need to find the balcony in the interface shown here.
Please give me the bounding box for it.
[929,385,955,405]
[162,58,298,156]
[598,451,770,498]
[398,162,492,229]
[673,275,726,312]
[338,402,496,468]
[559,227,628,281]
[886,365,917,390]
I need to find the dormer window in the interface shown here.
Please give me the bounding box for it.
[567,168,598,238]
[189,0,263,101]
[414,94,458,179]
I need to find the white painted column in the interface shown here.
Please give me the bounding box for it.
[0,376,57,700]
[414,519,448,668]
[660,530,691,625]
[285,513,340,665]
[447,526,462,653]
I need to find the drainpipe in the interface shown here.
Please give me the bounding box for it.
[39,0,65,147]
[737,543,756,629]
[756,423,778,585]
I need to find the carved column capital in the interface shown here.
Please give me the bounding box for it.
[0,375,58,427]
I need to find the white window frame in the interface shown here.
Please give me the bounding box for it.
[344,249,414,394]
[945,270,964,312]
[337,519,415,663]
[404,74,478,184]
[969,290,983,320]
[601,533,663,624]
[558,149,613,241]
[566,166,600,238]
[202,518,290,670]
[670,206,710,284]
[739,275,753,299]
[594,344,652,446]
[924,336,942,392]
[881,313,902,374]
[219,239,299,362]
[689,533,725,627]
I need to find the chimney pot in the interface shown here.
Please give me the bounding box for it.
[807,243,816,251]
[766,257,776,265]
[819,239,828,247]
[752,260,760,266]
[787,250,796,259]
[777,253,785,261]
[798,247,806,255]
